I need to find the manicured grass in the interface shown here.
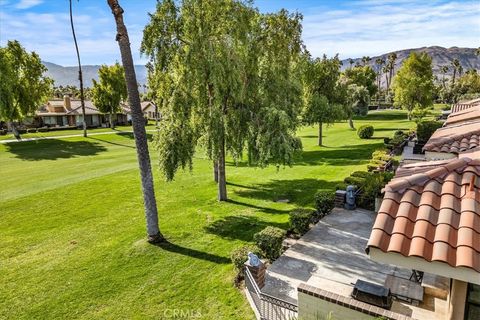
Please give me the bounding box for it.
[0,110,413,319]
[0,124,158,141]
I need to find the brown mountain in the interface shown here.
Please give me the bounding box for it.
[342,46,479,87]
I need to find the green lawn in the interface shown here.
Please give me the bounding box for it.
[0,110,413,319]
[0,123,158,141]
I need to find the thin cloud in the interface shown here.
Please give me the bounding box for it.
[16,0,43,9]
[302,0,480,58]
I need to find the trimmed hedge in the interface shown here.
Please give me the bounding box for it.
[289,208,313,235]
[0,129,6,136]
[357,125,374,139]
[254,226,286,261]
[416,121,442,143]
[27,128,37,133]
[37,127,48,132]
[230,244,262,272]
[314,191,335,217]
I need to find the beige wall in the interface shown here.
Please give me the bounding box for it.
[447,279,467,320]
[298,291,375,320]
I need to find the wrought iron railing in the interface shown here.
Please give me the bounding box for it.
[245,267,298,320]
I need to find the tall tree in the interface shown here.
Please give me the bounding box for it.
[302,55,344,145]
[392,52,434,120]
[142,0,303,201]
[386,52,397,90]
[451,58,460,87]
[69,0,87,137]
[343,65,378,97]
[107,0,164,243]
[91,63,127,129]
[0,40,52,139]
[361,56,371,66]
[375,58,385,89]
[344,83,370,129]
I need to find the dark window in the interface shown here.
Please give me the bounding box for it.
[466,284,480,320]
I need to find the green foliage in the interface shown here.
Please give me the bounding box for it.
[351,171,371,179]
[314,191,335,216]
[91,63,127,123]
[254,226,286,261]
[343,65,378,96]
[0,40,52,122]
[357,125,374,139]
[289,208,313,235]
[302,55,345,133]
[230,245,261,271]
[142,0,304,185]
[392,52,434,118]
[344,176,365,186]
[416,120,443,143]
[346,84,370,117]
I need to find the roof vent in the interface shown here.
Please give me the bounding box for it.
[351,279,393,310]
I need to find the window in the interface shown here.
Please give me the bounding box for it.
[465,284,480,320]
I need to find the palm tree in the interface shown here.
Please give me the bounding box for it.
[361,56,371,66]
[69,0,87,137]
[107,0,164,243]
[451,58,460,86]
[476,47,480,57]
[349,58,354,68]
[440,65,449,90]
[386,53,397,90]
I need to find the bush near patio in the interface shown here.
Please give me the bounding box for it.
[231,245,262,275]
[416,120,443,143]
[313,191,335,218]
[254,226,286,261]
[289,208,314,235]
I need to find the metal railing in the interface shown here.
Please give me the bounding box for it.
[245,267,298,320]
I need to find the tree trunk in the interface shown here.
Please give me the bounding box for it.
[108,0,163,243]
[8,121,21,140]
[213,161,218,183]
[217,133,227,201]
[109,112,114,129]
[348,117,355,130]
[69,0,87,138]
[318,122,323,146]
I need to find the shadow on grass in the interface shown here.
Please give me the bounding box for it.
[225,199,289,214]
[88,136,135,149]
[295,142,384,166]
[374,128,409,132]
[204,214,288,242]
[4,139,107,161]
[153,240,230,264]
[234,178,341,207]
[359,111,408,121]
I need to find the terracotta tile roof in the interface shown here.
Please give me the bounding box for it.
[445,105,480,126]
[367,157,480,272]
[451,98,480,114]
[423,121,480,154]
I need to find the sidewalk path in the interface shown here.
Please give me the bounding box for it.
[0,129,157,144]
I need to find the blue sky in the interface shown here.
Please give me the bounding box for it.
[0,0,479,66]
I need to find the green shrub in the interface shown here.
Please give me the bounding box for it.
[254,226,285,261]
[357,125,374,139]
[344,176,366,186]
[289,208,313,235]
[335,183,347,190]
[314,191,335,216]
[0,129,6,136]
[17,129,27,134]
[230,245,261,272]
[27,128,37,133]
[37,127,49,132]
[416,121,442,143]
[351,171,371,179]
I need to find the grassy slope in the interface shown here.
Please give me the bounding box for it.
[0,110,413,319]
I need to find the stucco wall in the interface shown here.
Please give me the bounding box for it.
[298,291,375,320]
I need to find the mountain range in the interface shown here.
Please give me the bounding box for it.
[43,46,479,88]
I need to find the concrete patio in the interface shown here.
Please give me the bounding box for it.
[261,207,448,319]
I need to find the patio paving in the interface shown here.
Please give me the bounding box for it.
[262,207,412,303]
